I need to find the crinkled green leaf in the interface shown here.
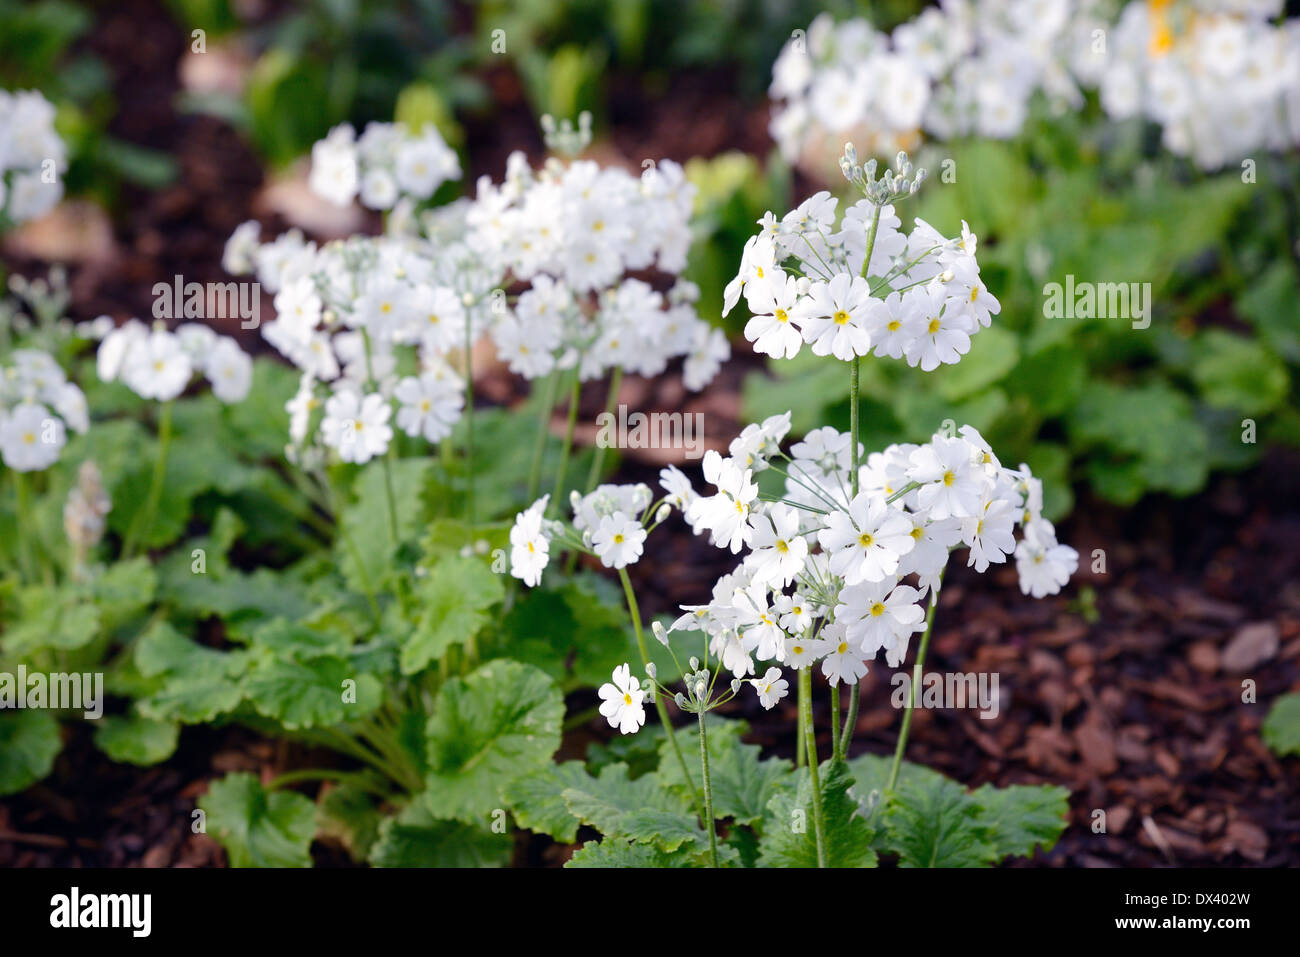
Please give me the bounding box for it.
[245,657,382,730]
[502,579,631,688]
[317,783,385,861]
[1,584,100,654]
[424,660,563,822]
[562,762,706,852]
[1191,330,1290,415]
[0,709,61,795]
[759,759,876,868]
[369,798,512,867]
[565,838,731,868]
[337,457,434,593]
[658,717,792,827]
[199,772,317,868]
[884,773,993,868]
[503,760,593,843]
[402,554,503,675]
[250,618,351,661]
[971,783,1070,861]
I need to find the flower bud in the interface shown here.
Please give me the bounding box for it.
[689,656,700,671]
[652,620,669,648]
[655,503,671,523]
[645,662,658,679]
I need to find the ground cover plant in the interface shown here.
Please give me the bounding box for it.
[0,0,1297,875]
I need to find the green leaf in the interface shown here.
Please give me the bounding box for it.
[971,783,1070,860]
[1191,330,1290,415]
[245,657,382,730]
[566,838,722,868]
[1263,693,1300,757]
[0,710,61,796]
[502,578,631,688]
[424,660,563,822]
[657,717,792,827]
[135,622,248,724]
[503,760,594,844]
[759,759,876,868]
[884,774,993,868]
[561,763,705,852]
[1,584,100,654]
[199,773,317,868]
[369,799,512,867]
[317,783,384,861]
[94,712,179,766]
[250,618,351,661]
[402,555,503,675]
[337,458,434,594]
[936,325,1020,402]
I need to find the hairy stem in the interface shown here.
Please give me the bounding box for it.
[886,568,945,793]
[799,667,828,867]
[697,708,719,867]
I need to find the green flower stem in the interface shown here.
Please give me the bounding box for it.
[796,700,806,768]
[617,567,705,825]
[886,568,945,794]
[381,447,400,547]
[122,400,173,559]
[799,666,828,867]
[697,708,720,868]
[584,366,622,493]
[463,320,476,529]
[830,682,842,761]
[525,371,560,504]
[839,204,881,758]
[266,768,391,799]
[12,470,34,581]
[548,373,581,517]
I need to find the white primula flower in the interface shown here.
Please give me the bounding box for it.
[591,513,647,569]
[394,369,464,443]
[205,337,253,403]
[120,329,193,401]
[320,390,393,463]
[751,666,790,710]
[817,492,915,585]
[0,402,64,472]
[510,495,551,587]
[1015,519,1078,598]
[836,579,925,660]
[745,503,809,587]
[598,663,647,735]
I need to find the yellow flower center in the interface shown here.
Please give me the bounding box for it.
[833,309,850,326]
[870,602,885,617]
[775,540,789,553]
[775,308,789,324]
[942,470,955,487]
[927,317,942,334]
[858,532,874,548]
[837,642,848,655]
[623,693,632,705]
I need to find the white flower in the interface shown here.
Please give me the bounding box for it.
[1015,519,1078,598]
[744,274,804,359]
[510,496,551,587]
[320,390,392,463]
[907,436,983,520]
[795,273,873,360]
[745,503,809,587]
[598,663,646,735]
[817,622,869,686]
[751,666,789,709]
[394,369,463,443]
[205,337,253,403]
[694,450,759,553]
[0,402,64,471]
[836,579,925,662]
[121,329,192,401]
[591,514,647,569]
[308,124,359,206]
[817,492,915,585]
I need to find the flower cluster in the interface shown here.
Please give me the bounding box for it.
[309,121,461,211]
[0,89,66,224]
[665,415,1077,710]
[729,150,998,370]
[1094,0,1300,169]
[509,483,668,587]
[769,2,1097,168]
[224,222,483,464]
[466,149,728,388]
[95,320,252,404]
[0,348,87,471]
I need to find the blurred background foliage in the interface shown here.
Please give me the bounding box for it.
[5,0,1298,520]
